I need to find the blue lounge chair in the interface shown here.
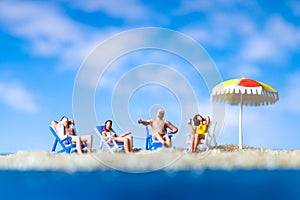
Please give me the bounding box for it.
[94,125,124,152]
[145,126,173,150]
[50,126,77,154]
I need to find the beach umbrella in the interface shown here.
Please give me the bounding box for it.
[211,78,279,149]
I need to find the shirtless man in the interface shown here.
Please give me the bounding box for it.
[52,116,93,153]
[138,109,178,147]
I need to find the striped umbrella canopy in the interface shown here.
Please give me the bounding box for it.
[211,78,279,149]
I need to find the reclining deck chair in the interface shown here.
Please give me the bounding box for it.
[145,126,174,150]
[50,126,77,154]
[94,125,124,152]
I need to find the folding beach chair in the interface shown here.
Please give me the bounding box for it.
[94,125,124,152]
[186,121,218,152]
[145,126,173,151]
[50,126,77,154]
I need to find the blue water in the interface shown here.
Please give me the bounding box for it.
[0,169,300,200]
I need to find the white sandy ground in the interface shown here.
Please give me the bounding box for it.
[1,145,300,172]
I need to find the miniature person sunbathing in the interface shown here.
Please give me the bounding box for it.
[188,114,210,153]
[138,109,178,148]
[102,120,133,153]
[52,116,93,154]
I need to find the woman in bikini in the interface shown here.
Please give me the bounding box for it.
[102,120,133,153]
[188,114,210,153]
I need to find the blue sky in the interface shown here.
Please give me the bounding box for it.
[0,0,300,153]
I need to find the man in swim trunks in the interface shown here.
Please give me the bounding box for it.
[138,109,178,147]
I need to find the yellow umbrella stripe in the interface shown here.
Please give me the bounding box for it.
[258,81,277,92]
[219,79,239,87]
[218,78,277,93]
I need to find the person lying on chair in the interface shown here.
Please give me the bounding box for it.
[188,114,210,153]
[102,120,133,153]
[52,116,93,154]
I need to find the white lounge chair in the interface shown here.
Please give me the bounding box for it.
[94,125,124,152]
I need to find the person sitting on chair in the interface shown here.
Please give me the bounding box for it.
[102,120,133,153]
[188,114,210,153]
[52,116,93,154]
[138,109,178,148]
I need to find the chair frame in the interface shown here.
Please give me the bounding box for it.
[145,125,173,150]
[50,126,77,154]
[94,125,124,152]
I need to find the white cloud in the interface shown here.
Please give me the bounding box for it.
[0,1,122,69]
[241,36,278,61]
[177,0,258,44]
[70,0,151,22]
[181,1,300,76]
[176,0,258,15]
[0,81,39,114]
[0,1,81,54]
[235,65,262,77]
[282,71,300,115]
[288,0,300,16]
[180,10,256,48]
[241,15,300,63]
[78,26,222,93]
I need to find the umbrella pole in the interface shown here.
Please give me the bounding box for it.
[239,95,243,149]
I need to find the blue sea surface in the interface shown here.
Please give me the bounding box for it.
[0,169,300,200]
